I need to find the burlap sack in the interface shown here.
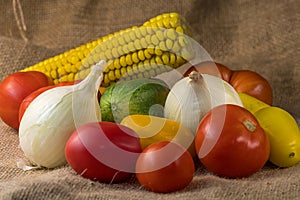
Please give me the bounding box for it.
[0,0,299,199]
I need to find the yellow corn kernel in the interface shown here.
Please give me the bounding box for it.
[140,38,147,48]
[122,45,129,54]
[67,73,74,82]
[108,70,116,81]
[117,46,124,55]
[132,52,139,63]
[166,29,177,40]
[169,53,176,65]
[159,41,167,51]
[112,38,119,48]
[65,63,73,73]
[120,67,127,76]
[154,48,163,56]
[162,17,171,29]
[143,60,151,70]
[78,70,86,80]
[137,50,145,61]
[50,70,57,79]
[166,39,173,50]
[172,41,181,52]
[68,55,79,65]
[119,56,127,67]
[118,36,126,45]
[176,26,184,34]
[114,69,121,79]
[59,75,68,82]
[113,59,121,69]
[74,62,82,71]
[155,30,164,41]
[103,74,110,85]
[132,64,139,74]
[145,35,152,44]
[137,63,146,73]
[126,66,134,76]
[53,79,59,85]
[111,48,119,58]
[57,67,66,76]
[144,49,152,59]
[155,56,163,65]
[161,53,170,65]
[134,39,142,50]
[150,35,159,45]
[45,64,51,73]
[125,54,133,65]
[128,42,135,52]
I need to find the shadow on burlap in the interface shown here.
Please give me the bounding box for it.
[0,0,299,199]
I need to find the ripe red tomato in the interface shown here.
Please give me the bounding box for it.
[18,81,77,122]
[65,121,142,183]
[230,70,273,105]
[0,71,53,130]
[184,61,232,82]
[195,104,270,178]
[136,141,194,193]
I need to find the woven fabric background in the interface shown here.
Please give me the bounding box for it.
[0,0,299,199]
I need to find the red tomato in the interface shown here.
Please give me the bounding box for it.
[184,61,232,82]
[65,121,142,183]
[230,70,273,105]
[0,71,53,130]
[195,104,270,178]
[136,141,194,193]
[18,81,77,122]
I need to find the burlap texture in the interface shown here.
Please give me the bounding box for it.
[0,0,299,199]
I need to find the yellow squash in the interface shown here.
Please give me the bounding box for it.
[120,114,196,157]
[254,106,300,167]
[238,92,270,114]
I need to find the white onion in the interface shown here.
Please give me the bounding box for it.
[164,71,243,135]
[18,61,105,168]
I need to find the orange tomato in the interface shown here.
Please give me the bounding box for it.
[230,70,273,105]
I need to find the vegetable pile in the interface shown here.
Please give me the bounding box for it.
[0,59,299,193]
[3,24,300,195]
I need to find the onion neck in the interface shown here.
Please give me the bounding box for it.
[188,71,203,81]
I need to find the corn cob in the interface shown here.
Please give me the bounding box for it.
[21,13,195,87]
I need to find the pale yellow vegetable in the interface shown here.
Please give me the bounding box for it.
[254,106,300,167]
[120,114,196,157]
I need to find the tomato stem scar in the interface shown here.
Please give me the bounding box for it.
[243,119,256,132]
